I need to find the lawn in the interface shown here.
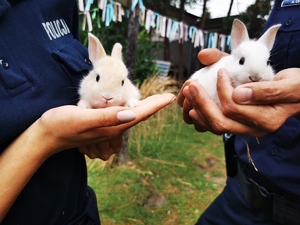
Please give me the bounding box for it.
[87,101,226,225]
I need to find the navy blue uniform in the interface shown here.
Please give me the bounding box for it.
[0,0,99,224]
[235,0,300,201]
[196,1,300,224]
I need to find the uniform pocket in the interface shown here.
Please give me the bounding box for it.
[52,39,93,86]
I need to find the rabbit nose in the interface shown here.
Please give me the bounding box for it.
[103,96,113,104]
[249,74,261,82]
[104,97,113,100]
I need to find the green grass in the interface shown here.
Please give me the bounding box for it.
[87,102,226,225]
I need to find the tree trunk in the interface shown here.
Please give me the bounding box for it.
[227,0,234,17]
[200,0,208,29]
[126,13,139,80]
[177,0,186,81]
[114,11,139,165]
[164,37,170,61]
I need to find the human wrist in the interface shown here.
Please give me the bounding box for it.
[0,119,59,219]
[21,119,61,160]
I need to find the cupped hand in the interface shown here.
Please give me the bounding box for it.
[78,135,123,160]
[179,70,300,136]
[179,76,267,136]
[197,48,228,65]
[0,93,177,221]
[178,48,228,133]
[34,93,176,160]
[231,67,300,122]
[178,48,300,136]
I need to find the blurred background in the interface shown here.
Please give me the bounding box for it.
[78,1,274,224]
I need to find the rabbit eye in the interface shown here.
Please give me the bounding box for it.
[121,79,124,86]
[96,75,100,82]
[267,59,271,66]
[239,57,245,65]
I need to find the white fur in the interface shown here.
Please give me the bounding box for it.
[190,19,281,108]
[77,33,140,108]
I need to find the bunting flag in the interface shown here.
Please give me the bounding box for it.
[78,0,231,49]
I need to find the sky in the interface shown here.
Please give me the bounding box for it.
[186,0,256,19]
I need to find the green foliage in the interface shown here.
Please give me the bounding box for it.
[223,0,273,39]
[79,12,128,52]
[79,12,162,85]
[87,103,226,224]
[134,30,163,84]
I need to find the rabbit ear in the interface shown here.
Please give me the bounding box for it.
[88,33,106,62]
[111,43,123,60]
[230,19,249,51]
[258,24,281,52]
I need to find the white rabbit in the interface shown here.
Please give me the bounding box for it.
[190,19,281,108]
[77,33,140,108]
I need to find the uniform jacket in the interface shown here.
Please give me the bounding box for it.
[235,0,300,202]
[0,0,94,224]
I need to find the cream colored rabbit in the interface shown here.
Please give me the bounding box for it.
[77,33,140,108]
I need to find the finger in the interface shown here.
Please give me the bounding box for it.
[182,84,212,128]
[178,80,192,107]
[182,97,193,124]
[92,93,176,139]
[216,69,258,125]
[185,81,267,136]
[197,48,228,66]
[216,69,235,108]
[41,105,136,136]
[233,80,300,105]
[79,135,123,160]
[95,93,176,138]
[182,85,217,127]
[78,107,137,130]
[216,70,265,125]
[96,135,123,161]
[189,109,209,132]
[84,142,113,160]
[216,70,291,132]
[109,134,123,154]
[184,81,225,130]
[131,93,176,120]
[273,68,300,81]
[78,93,175,131]
[78,144,97,158]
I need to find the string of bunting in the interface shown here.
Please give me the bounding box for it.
[78,0,231,49]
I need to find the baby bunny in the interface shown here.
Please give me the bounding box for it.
[77,33,140,108]
[190,19,281,108]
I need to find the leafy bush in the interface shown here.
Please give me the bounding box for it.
[134,30,163,84]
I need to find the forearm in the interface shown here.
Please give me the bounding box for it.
[0,94,176,220]
[0,121,51,221]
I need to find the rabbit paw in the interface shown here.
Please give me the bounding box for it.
[126,99,140,108]
[77,99,90,108]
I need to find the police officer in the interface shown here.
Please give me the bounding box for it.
[178,0,300,224]
[0,0,175,224]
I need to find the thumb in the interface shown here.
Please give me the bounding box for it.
[232,80,293,105]
[116,110,137,122]
[232,86,253,104]
[69,107,137,131]
[198,48,228,66]
[88,108,136,127]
